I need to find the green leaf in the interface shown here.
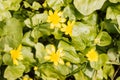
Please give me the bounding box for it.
[0,11,11,21]
[117,15,120,30]
[63,5,83,20]
[96,69,103,80]
[74,70,89,80]
[31,1,42,10]
[116,77,120,80]
[24,13,48,28]
[72,22,97,49]
[84,67,94,78]
[73,22,97,41]
[35,43,46,63]
[3,44,12,53]
[3,53,13,65]
[109,0,120,3]
[74,0,106,15]
[23,1,31,8]
[95,31,112,46]
[22,31,35,47]
[106,5,120,20]
[22,46,35,72]
[63,0,72,4]
[71,36,86,51]
[31,23,51,42]
[8,0,22,11]
[90,54,108,70]
[58,41,80,63]
[52,28,63,39]
[82,12,98,25]
[0,54,2,66]
[54,65,71,76]
[103,64,114,79]
[4,64,25,80]
[46,0,64,10]
[107,48,118,62]
[41,64,64,79]
[2,18,23,48]
[101,21,119,34]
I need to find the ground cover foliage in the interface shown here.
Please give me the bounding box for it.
[0,0,120,80]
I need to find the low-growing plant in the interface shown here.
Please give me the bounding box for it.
[0,0,120,80]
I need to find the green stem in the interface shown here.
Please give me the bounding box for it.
[112,65,120,80]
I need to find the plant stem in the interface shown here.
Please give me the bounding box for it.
[112,65,120,80]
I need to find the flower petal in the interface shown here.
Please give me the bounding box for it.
[60,18,66,22]
[17,44,22,51]
[49,10,53,15]
[54,61,58,66]
[44,56,50,60]
[59,59,64,65]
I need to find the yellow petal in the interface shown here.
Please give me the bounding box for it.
[47,16,51,22]
[50,23,55,29]
[56,23,61,28]
[44,56,50,60]
[60,18,66,22]
[49,10,53,15]
[59,59,64,65]
[57,48,64,56]
[51,45,56,53]
[58,11,62,16]
[13,59,18,65]
[17,44,22,51]
[18,54,23,60]
[54,61,58,66]
[54,10,59,15]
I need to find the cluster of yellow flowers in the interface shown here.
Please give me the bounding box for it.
[9,10,99,66]
[47,10,99,63]
[47,10,75,36]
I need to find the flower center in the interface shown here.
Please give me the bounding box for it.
[50,13,60,24]
[50,52,59,62]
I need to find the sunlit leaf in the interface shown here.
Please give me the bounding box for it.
[109,0,120,3]
[31,1,42,10]
[106,5,120,20]
[90,54,108,70]
[4,64,25,80]
[46,0,64,10]
[22,46,35,72]
[35,43,46,63]
[58,41,80,63]
[95,31,112,46]
[74,0,106,15]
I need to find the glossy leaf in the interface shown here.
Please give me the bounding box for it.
[95,31,112,46]
[74,0,106,15]
[90,54,108,70]
[58,41,80,63]
[4,64,25,80]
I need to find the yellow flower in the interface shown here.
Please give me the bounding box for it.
[10,44,23,65]
[66,62,71,67]
[23,77,28,80]
[29,78,33,80]
[61,21,75,36]
[47,10,66,29]
[22,76,32,80]
[34,66,38,71]
[44,45,64,66]
[86,48,98,62]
